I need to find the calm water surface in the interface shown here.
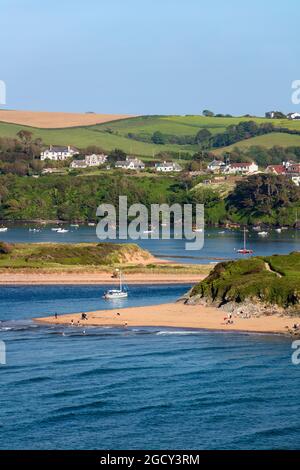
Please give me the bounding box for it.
[0,223,299,263]
[0,284,300,450]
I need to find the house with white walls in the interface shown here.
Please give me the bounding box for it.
[41,145,79,161]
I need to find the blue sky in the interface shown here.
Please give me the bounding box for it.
[0,0,299,115]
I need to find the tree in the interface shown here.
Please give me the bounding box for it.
[151,131,166,145]
[195,129,212,147]
[202,109,214,117]
[108,148,127,163]
[17,130,33,146]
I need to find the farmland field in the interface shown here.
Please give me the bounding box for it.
[2,113,300,157]
[0,110,135,128]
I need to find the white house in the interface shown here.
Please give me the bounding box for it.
[287,112,300,120]
[207,160,226,173]
[41,145,79,161]
[115,157,145,171]
[70,160,87,169]
[85,153,107,166]
[155,161,182,172]
[224,162,258,175]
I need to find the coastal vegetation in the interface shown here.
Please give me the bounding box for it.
[0,173,299,227]
[186,252,300,312]
[0,242,153,269]
[0,242,210,276]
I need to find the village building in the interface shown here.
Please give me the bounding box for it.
[85,153,107,166]
[155,161,182,172]
[40,145,79,161]
[115,157,145,171]
[223,162,258,175]
[287,112,300,120]
[207,160,226,173]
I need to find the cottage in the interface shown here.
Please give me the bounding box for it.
[155,161,182,172]
[85,153,107,166]
[40,145,79,161]
[115,157,145,171]
[224,162,258,175]
[266,164,286,175]
[207,160,226,173]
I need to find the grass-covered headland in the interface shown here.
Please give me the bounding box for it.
[185,253,300,315]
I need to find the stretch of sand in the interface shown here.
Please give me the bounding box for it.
[0,271,206,285]
[36,302,300,335]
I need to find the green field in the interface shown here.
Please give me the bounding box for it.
[2,114,300,157]
[213,132,300,154]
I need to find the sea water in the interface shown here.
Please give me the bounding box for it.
[0,284,299,450]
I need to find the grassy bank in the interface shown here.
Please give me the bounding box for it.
[188,253,300,310]
[0,241,211,276]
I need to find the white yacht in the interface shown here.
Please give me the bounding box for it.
[103,271,128,300]
[0,227,8,232]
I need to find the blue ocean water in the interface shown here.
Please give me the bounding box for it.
[0,223,299,263]
[0,284,300,450]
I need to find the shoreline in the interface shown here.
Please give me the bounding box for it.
[36,302,300,336]
[0,271,205,285]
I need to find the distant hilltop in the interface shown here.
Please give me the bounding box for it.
[0,109,136,128]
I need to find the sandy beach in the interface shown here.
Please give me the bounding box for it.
[36,302,300,335]
[0,271,206,285]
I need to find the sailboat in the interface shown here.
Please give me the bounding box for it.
[103,270,128,300]
[237,227,253,254]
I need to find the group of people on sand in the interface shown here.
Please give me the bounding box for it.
[54,311,128,327]
[223,313,234,325]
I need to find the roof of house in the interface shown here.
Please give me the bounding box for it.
[208,160,225,166]
[44,145,79,152]
[266,164,286,174]
[229,162,254,168]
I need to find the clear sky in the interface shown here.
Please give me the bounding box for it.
[0,0,299,116]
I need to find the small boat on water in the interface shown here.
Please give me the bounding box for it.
[237,227,253,254]
[103,270,128,300]
[275,228,282,233]
[0,227,8,232]
[57,228,69,233]
[29,228,41,232]
[88,222,96,227]
[258,231,268,237]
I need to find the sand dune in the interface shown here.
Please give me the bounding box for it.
[0,110,136,128]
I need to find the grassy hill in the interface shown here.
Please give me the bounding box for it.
[2,114,300,157]
[0,242,154,269]
[213,132,300,154]
[185,253,300,313]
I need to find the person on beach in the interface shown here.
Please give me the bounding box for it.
[70,319,74,326]
[54,312,58,320]
[117,312,120,316]
[77,320,80,327]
